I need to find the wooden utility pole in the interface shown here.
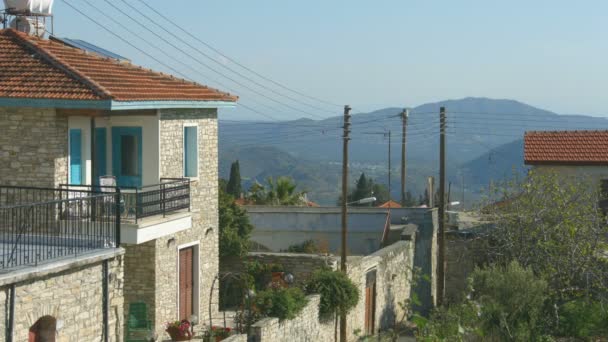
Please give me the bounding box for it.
[387,130,391,201]
[400,109,409,205]
[437,106,447,305]
[340,105,352,342]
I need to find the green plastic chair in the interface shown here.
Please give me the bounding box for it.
[126,302,152,342]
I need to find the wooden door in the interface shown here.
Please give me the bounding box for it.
[364,271,377,335]
[179,247,194,320]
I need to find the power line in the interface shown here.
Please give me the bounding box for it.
[112,0,334,118]
[133,0,344,109]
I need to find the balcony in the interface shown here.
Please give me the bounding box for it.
[0,186,120,273]
[60,178,192,245]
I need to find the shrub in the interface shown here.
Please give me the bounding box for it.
[306,269,359,320]
[558,299,608,338]
[419,262,550,341]
[470,261,549,340]
[283,239,329,254]
[255,287,308,320]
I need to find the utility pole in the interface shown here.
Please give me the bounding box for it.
[387,130,391,202]
[400,109,409,206]
[437,106,447,306]
[340,104,352,342]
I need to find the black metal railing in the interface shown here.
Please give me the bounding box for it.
[60,178,190,224]
[0,187,120,271]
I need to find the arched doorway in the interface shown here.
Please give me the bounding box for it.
[29,316,57,342]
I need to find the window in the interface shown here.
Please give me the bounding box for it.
[184,125,198,178]
[121,135,139,176]
[69,129,82,184]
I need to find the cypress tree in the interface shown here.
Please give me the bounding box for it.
[226,160,242,198]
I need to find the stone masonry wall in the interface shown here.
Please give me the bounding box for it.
[153,109,219,338]
[123,241,156,337]
[251,294,334,342]
[220,252,338,286]
[239,240,415,341]
[445,231,488,303]
[1,255,124,342]
[0,107,68,187]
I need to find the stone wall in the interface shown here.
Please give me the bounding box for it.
[123,241,156,335]
[233,240,415,341]
[0,107,67,187]
[220,252,338,286]
[1,254,124,342]
[250,295,334,342]
[154,109,219,338]
[445,231,488,303]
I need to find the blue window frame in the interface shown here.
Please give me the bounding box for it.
[69,129,82,184]
[184,126,198,178]
[112,127,143,187]
[95,127,107,183]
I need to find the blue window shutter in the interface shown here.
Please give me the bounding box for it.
[184,126,198,177]
[95,127,107,182]
[70,129,82,184]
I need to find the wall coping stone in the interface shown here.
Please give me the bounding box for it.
[0,247,125,286]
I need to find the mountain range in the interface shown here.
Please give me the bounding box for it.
[219,97,608,206]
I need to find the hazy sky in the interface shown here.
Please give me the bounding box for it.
[44,0,608,119]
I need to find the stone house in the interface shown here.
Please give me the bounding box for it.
[0,28,236,341]
[524,130,608,185]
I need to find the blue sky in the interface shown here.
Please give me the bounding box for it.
[44,0,608,119]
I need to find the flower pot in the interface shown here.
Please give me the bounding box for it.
[166,326,193,341]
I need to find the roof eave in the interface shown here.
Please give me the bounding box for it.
[526,160,608,166]
[0,98,237,110]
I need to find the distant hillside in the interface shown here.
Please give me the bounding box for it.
[219,97,608,205]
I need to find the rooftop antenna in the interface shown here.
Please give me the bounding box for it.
[2,0,54,37]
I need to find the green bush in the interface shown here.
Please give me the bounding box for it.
[419,262,550,341]
[558,299,608,338]
[255,287,308,321]
[306,269,359,320]
[470,261,549,340]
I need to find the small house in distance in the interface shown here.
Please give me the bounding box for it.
[524,130,608,184]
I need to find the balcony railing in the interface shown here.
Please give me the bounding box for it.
[0,186,120,271]
[60,178,191,224]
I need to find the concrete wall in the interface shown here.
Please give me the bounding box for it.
[0,107,67,187]
[246,207,389,255]
[0,254,124,342]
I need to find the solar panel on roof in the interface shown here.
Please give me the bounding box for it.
[50,36,129,61]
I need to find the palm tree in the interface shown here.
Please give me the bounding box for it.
[247,177,307,206]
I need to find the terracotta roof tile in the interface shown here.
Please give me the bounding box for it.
[0,29,237,103]
[378,200,402,208]
[524,130,608,165]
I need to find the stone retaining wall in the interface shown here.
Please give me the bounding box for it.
[0,254,124,342]
[232,240,415,341]
[251,294,334,342]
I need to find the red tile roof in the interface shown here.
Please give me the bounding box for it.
[0,29,237,102]
[524,130,608,165]
[378,200,402,208]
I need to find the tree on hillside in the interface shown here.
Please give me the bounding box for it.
[226,160,242,198]
[343,173,390,206]
[219,180,253,258]
[403,190,417,207]
[248,176,307,206]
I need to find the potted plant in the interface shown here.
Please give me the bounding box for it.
[210,326,231,342]
[165,320,193,341]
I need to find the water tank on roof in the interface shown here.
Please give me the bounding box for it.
[9,16,44,37]
[3,0,54,15]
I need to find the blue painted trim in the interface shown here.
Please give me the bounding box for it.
[0,98,236,110]
[112,127,143,188]
[109,100,236,110]
[0,98,110,109]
